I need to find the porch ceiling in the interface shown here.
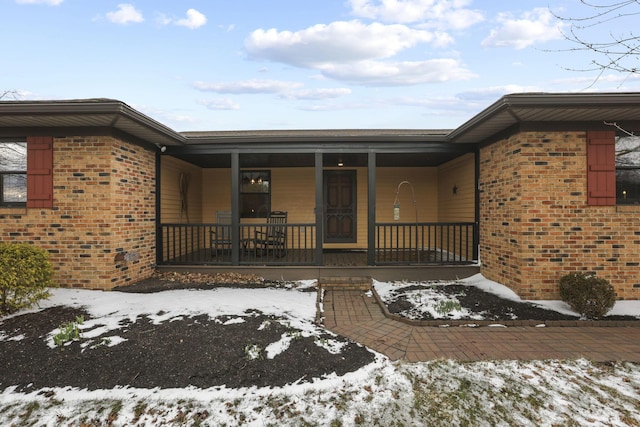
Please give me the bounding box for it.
[170,151,467,168]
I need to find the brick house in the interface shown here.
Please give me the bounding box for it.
[0,93,639,299]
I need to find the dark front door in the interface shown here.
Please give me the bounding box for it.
[324,170,356,243]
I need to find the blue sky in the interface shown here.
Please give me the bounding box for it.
[2,0,640,131]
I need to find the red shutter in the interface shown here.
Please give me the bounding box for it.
[586,130,616,206]
[26,136,54,208]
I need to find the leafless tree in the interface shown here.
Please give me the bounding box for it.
[553,0,640,85]
[0,90,20,100]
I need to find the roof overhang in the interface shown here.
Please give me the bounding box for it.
[181,129,452,144]
[2,92,640,150]
[0,99,186,147]
[448,92,640,144]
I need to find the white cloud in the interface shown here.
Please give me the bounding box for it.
[194,80,352,101]
[219,24,235,32]
[245,20,446,68]
[155,13,172,26]
[15,0,62,5]
[481,8,563,49]
[282,88,352,100]
[456,85,542,101]
[298,101,370,112]
[243,20,473,86]
[193,79,304,94]
[199,98,241,111]
[349,0,484,29]
[106,4,144,25]
[175,9,207,29]
[157,9,207,29]
[320,59,476,86]
[553,73,640,85]
[135,105,199,127]
[550,73,640,92]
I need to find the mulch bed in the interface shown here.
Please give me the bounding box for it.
[0,272,374,392]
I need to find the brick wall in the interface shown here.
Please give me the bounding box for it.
[0,136,156,290]
[480,131,640,300]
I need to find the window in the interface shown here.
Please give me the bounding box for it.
[240,170,270,218]
[0,141,27,206]
[616,136,640,204]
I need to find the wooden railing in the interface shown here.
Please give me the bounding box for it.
[375,222,477,264]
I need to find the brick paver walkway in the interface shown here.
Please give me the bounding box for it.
[322,289,640,362]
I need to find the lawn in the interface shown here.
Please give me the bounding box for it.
[0,274,639,426]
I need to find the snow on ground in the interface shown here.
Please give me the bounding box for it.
[1,275,640,426]
[462,273,640,317]
[374,273,640,320]
[34,285,320,350]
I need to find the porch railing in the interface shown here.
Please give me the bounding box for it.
[159,223,316,265]
[239,223,316,265]
[375,222,477,264]
[159,221,477,266]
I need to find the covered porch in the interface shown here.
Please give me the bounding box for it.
[156,130,479,268]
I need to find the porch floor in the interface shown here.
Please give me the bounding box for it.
[166,249,470,267]
[159,250,480,283]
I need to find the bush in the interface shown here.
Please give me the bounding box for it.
[558,273,616,319]
[0,243,55,315]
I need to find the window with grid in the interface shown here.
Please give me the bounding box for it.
[0,141,27,206]
[616,136,640,204]
[240,170,270,218]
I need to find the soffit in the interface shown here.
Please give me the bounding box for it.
[170,151,465,168]
[449,93,640,144]
[0,99,186,147]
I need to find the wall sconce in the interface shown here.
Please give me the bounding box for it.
[452,184,458,195]
[337,159,344,167]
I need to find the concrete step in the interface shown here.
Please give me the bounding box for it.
[318,276,372,291]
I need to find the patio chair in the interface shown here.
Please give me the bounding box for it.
[253,211,287,258]
[210,211,232,258]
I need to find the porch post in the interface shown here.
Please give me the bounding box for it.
[315,152,323,266]
[231,151,240,265]
[155,150,163,266]
[367,151,376,265]
[474,146,480,262]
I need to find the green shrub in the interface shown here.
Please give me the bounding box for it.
[0,243,55,315]
[558,273,616,319]
[53,316,84,347]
